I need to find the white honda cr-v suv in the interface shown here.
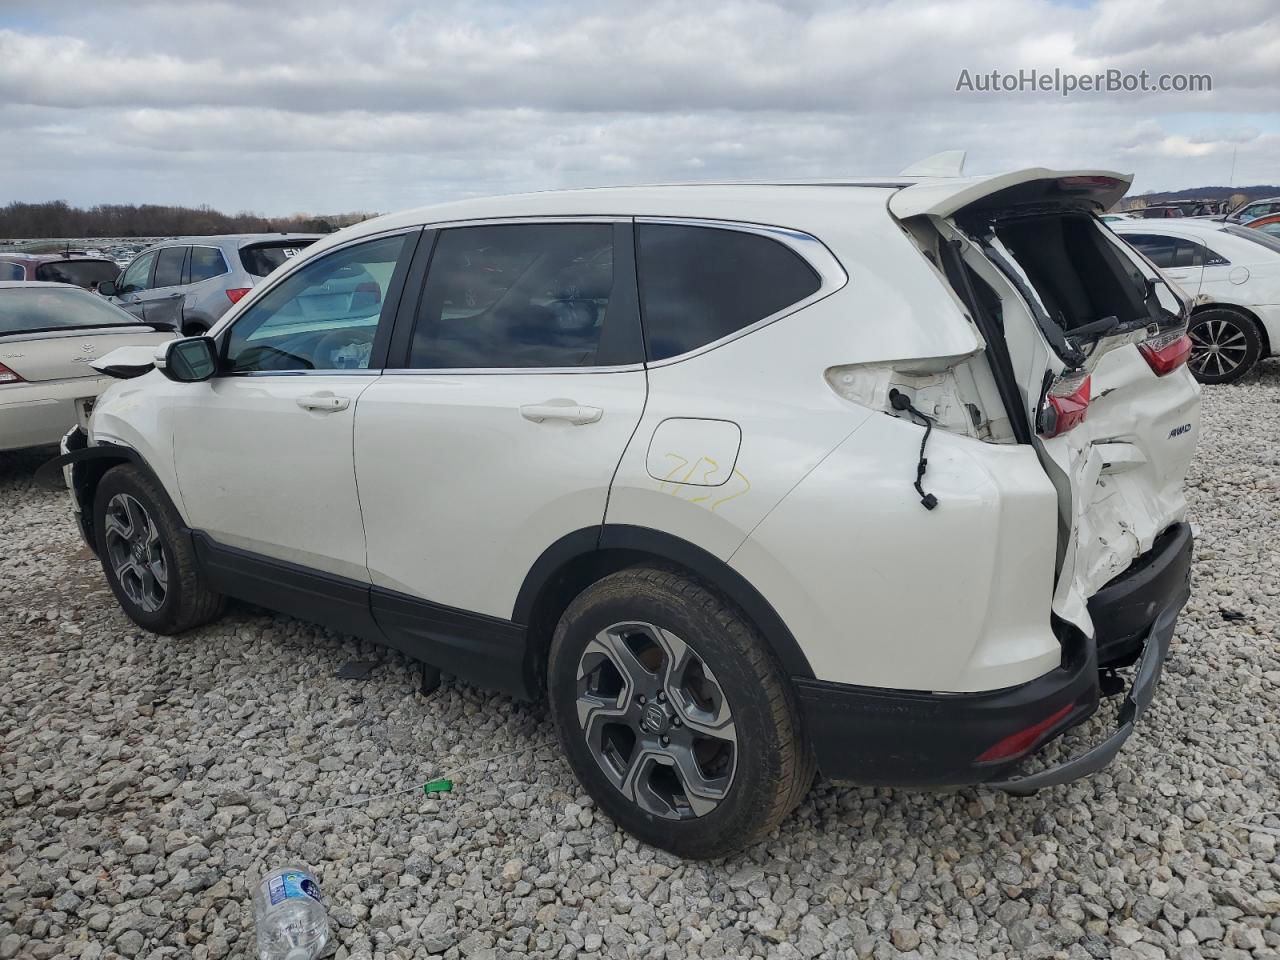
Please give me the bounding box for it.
[54,168,1200,858]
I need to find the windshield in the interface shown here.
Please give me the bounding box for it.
[1223,224,1280,256]
[0,287,138,334]
[239,240,317,277]
[34,259,121,288]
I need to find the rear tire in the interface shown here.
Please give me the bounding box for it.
[93,465,224,634]
[1187,308,1262,383]
[181,322,208,337]
[547,566,814,859]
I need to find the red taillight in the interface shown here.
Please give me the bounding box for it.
[1037,371,1090,438]
[1138,331,1192,376]
[975,702,1075,764]
[0,361,24,384]
[226,287,251,304]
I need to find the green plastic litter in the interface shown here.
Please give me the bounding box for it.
[423,778,453,795]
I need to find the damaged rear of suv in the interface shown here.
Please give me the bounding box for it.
[57,168,1198,857]
[785,169,1198,795]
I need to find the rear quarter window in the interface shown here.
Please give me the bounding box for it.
[240,241,317,277]
[0,261,25,281]
[636,223,821,361]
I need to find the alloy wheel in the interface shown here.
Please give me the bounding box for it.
[103,493,168,613]
[1188,318,1250,379]
[575,621,737,820]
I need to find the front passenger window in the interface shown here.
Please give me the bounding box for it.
[225,233,407,373]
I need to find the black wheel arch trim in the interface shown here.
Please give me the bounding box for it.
[39,432,190,556]
[513,523,816,680]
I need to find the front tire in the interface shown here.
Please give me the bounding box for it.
[1187,308,1262,383]
[93,465,224,634]
[548,566,814,859]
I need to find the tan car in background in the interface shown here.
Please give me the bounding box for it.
[0,282,175,451]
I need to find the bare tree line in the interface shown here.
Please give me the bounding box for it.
[0,201,377,239]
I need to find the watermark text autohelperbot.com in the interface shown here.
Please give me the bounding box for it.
[956,68,1212,97]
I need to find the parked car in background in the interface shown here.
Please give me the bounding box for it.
[58,169,1199,858]
[1133,204,1185,218]
[1100,213,1133,223]
[1226,196,1280,224]
[1112,219,1280,382]
[1244,212,1280,239]
[0,282,174,451]
[100,234,320,335]
[0,253,121,290]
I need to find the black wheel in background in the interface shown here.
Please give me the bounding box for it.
[1187,309,1262,383]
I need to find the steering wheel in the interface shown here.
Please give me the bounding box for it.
[316,327,375,369]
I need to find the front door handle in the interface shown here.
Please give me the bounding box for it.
[520,402,603,425]
[297,393,351,413]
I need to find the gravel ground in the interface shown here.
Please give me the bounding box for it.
[2,369,1279,960]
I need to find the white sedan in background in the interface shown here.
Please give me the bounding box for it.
[0,282,175,451]
[1111,219,1280,382]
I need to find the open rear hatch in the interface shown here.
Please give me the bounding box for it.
[891,169,1200,643]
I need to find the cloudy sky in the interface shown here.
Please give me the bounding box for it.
[1,0,1276,216]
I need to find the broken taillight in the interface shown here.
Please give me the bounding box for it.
[975,702,1075,763]
[1137,330,1192,376]
[1037,370,1090,438]
[0,361,25,384]
[226,287,251,304]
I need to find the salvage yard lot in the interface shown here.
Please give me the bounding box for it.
[2,371,1279,960]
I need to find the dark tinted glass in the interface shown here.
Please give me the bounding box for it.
[240,240,316,277]
[409,223,614,369]
[636,224,821,361]
[188,246,228,282]
[33,259,120,288]
[153,246,186,288]
[1125,234,1178,268]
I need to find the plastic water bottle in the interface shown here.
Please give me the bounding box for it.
[253,866,329,960]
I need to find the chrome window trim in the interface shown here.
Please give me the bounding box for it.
[633,217,848,368]
[383,362,646,377]
[187,244,230,282]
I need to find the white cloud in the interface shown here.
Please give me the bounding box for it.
[2,0,1276,214]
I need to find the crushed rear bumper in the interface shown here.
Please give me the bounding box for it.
[795,522,1192,791]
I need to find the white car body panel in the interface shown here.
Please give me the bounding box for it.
[167,375,376,580]
[354,369,647,618]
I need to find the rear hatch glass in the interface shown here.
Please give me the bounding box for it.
[34,259,121,288]
[240,240,317,277]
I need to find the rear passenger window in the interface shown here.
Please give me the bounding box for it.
[636,223,821,361]
[409,223,617,369]
[188,246,228,283]
[1125,234,1179,268]
[153,246,186,288]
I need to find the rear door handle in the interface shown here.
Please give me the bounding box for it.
[297,394,351,413]
[520,402,603,425]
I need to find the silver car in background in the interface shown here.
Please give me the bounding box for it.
[0,282,175,451]
[100,233,320,335]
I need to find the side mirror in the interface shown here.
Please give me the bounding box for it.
[157,336,218,383]
[98,279,118,297]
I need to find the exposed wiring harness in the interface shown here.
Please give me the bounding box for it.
[888,388,939,511]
